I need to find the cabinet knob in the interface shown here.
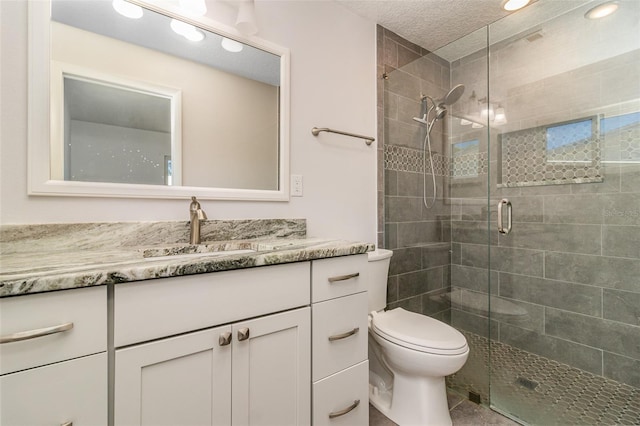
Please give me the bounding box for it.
[237,328,250,341]
[218,332,232,346]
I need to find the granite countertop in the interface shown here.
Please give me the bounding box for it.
[0,220,374,297]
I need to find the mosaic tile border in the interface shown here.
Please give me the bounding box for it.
[384,144,490,179]
[447,331,640,426]
[384,144,448,175]
[498,118,603,188]
[452,151,489,178]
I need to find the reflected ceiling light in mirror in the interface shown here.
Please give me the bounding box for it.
[179,0,207,17]
[112,0,143,19]
[585,2,619,19]
[236,0,258,35]
[170,19,205,42]
[221,37,244,53]
[501,0,530,11]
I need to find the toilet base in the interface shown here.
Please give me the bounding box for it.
[369,373,452,426]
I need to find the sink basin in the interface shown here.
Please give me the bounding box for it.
[140,242,257,259]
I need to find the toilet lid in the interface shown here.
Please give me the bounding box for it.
[371,308,468,355]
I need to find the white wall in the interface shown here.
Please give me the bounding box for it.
[0,1,378,243]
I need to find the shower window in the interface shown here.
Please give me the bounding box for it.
[545,117,597,165]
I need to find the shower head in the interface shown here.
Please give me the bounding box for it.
[412,83,464,126]
[439,84,465,106]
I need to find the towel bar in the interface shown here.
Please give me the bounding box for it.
[311,127,375,146]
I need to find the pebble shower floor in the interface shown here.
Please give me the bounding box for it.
[447,331,640,425]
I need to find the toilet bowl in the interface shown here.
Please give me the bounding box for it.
[367,250,469,426]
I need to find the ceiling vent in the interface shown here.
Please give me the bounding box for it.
[525,30,544,42]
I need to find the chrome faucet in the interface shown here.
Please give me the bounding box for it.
[189,196,207,245]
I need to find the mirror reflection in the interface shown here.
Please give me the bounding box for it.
[49,0,282,191]
[62,76,174,185]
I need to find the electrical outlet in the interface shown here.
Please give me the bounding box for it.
[291,175,303,197]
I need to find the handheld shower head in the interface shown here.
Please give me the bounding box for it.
[410,83,465,211]
[412,84,464,126]
[413,104,447,126]
[434,104,448,120]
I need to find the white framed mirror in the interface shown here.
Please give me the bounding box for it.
[28,0,290,200]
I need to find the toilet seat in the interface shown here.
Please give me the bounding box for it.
[371,308,468,355]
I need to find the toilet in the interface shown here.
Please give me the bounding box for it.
[367,249,469,426]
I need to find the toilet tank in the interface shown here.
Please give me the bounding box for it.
[367,249,393,312]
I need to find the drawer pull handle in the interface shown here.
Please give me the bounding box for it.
[328,327,360,342]
[328,272,359,283]
[219,332,232,346]
[0,322,74,344]
[61,422,73,426]
[237,328,250,342]
[328,399,360,419]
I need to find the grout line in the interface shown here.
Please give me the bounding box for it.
[449,398,466,411]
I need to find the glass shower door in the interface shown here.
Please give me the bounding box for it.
[487,1,640,424]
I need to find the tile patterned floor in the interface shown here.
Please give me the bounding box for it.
[369,391,520,426]
[447,331,640,425]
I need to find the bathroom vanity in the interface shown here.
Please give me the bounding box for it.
[0,220,373,425]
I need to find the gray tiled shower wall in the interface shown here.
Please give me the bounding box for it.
[377,26,453,323]
[449,49,640,389]
[377,26,640,391]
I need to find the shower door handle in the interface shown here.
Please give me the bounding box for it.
[497,199,512,235]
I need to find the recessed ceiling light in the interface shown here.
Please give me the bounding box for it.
[170,19,205,42]
[112,0,143,19]
[221,38,244,53]
[501,0,531,12]
[585,2,619,19]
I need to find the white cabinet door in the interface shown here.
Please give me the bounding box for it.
[0,352,107,426]
[232,307,311,426]
[115,325,232,426]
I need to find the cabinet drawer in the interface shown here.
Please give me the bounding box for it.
[312,292,368,381]
[115,262,310,347]
[0,352,107,426]
[312,360,369,426]
[0,286,106,375]
[312,255,368,303]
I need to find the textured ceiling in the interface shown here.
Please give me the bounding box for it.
[336,0,513,52]
[336,0,592,60]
